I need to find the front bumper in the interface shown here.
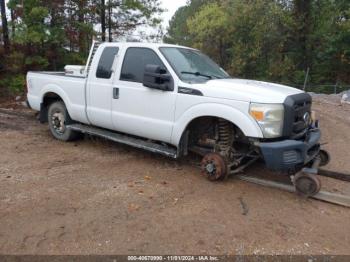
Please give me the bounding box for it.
[259,129,321,172]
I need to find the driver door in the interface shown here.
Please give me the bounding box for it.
[111,47,177,143]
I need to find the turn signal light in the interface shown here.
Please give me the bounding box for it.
[250,110,264,121]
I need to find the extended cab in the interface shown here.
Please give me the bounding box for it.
[27,42,329,192]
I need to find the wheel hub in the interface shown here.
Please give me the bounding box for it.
[205,163,216,174]
[52,112,65,134]
[201,153,227,181]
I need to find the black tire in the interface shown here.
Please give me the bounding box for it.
[48,101,81,141]
[319,149,330,167]
[294,172,321,197]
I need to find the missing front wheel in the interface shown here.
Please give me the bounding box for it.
[201,153,227,181]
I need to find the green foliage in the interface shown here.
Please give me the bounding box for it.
[164,0,209,45]
[225,0,293,81]
[5,51,25,73]
[25,56,49,70]
[0,74,26,95]
[64,52,87,65]
[0,0,164,95]
[0,48,5,71]
[165,0,350,87]
[5,0,163,53]
[187,3,231,66]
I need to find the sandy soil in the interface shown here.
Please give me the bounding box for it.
[0,98,350,255]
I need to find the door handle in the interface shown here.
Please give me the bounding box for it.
[113,88,119,99]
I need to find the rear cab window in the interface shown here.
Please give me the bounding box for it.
[96,47,119,79]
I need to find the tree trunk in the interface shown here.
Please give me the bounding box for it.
[108,0,112,42]
[10,8,15,37]
[50,7,57,71]
[293,0,311,71]
[0,0,10,51]
[101,0,106,42]
[78,0,86,54]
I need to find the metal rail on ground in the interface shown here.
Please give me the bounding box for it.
[236,175,350,208]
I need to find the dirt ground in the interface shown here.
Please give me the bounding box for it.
[0,97,350,255]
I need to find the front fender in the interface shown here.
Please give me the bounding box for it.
[171,103,263,146]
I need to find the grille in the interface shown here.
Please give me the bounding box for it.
[283,150,299,164]
[283,93,312,138]
[292,100,311,135]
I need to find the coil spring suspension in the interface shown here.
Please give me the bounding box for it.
[217,119,234,157]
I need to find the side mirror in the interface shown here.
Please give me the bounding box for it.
[143,64,173,91]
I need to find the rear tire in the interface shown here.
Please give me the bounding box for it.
[48,101,81,141]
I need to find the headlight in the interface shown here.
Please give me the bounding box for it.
[249,103,284,138]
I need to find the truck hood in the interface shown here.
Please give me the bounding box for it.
[192,79,303,103]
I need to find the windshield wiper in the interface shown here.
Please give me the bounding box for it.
[181,71,212,79]
[210,75,226,79]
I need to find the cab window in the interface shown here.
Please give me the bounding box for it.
[120,47,166,83]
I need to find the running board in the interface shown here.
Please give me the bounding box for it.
[236,175,350,208]
[67,124,178,158]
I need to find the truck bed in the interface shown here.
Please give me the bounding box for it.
[27,71,88,124]
[28,71,86,79]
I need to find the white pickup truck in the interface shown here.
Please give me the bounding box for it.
[27,42,329,195]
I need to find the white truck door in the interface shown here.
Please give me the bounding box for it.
[86,46,119,130]
[111,47,177,143]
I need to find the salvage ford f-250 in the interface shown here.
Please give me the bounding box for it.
[26,41,330,197]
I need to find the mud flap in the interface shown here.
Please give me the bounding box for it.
[39,103,48,123]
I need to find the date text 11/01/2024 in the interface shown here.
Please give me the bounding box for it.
[127,256,219,261]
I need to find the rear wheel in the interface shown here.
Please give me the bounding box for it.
[48,101,81,141]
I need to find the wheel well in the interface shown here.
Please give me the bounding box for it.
[179,116,245,157]
[39,92,63,123]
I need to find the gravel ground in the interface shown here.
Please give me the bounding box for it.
[0,98,350,255]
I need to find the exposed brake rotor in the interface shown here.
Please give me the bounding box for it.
[201,153,227,181]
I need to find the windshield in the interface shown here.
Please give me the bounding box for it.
[159,47,230,84]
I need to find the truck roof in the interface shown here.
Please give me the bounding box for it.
[98,42,195,50]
